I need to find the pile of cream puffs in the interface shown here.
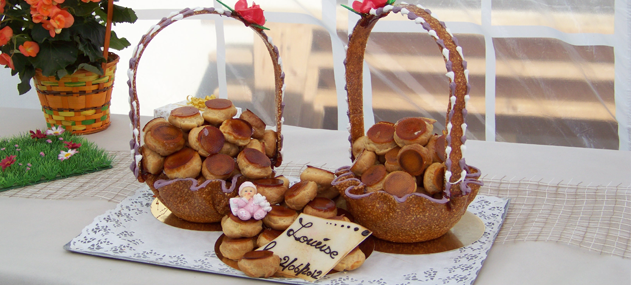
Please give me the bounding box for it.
[338,117,446,199]
[140,98,280,182]
[218,166,367,278]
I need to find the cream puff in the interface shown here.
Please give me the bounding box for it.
[168,106,204,131]
[365,122,398,155]
[397,144,432,176]
[284,181,318,211]
[237,250,280,278]
[393,117,435,147]
[219,236,256,260]
[333,247,365,271]
[140,145,164,175]
[383,171,417,198]
[219,118,253,147]
[240,109,266,139]
[237,148,273,179]
[142,117,167,134]
[188,125,225,157]
[262,129,277,158]
[244,139,266,154]
[423,162,445,195]
[252,178,287,205]
[163,147,202,179]
[220,141,240,157]
[202,153,235,180]
[262,205,298,231]
[349,150,377,176]
[361,164,387,193]
[202,98,238,125]
[144,122,186,156]
[352,135,369,159]
[256,228,283,248]
[384,146,402,172]
[221,214,263,238]
[300,165,335,186]
[303,197,337,219]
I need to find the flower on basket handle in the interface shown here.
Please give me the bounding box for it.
[217,0,268,29]
[343,0,395,15]
[0,0,138,95]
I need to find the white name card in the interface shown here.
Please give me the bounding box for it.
[259,214,371,282]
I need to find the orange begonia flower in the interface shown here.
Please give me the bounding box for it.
[50,14,66,29]
[19,41,40,57]
[41,0,52,4]
[32,13,45,23]
[26,0,41,5]
[52,9,74,28]
[0,0,6,14]
[41,20,57,37]
[0,53,15,70]
[37,2,53,16]
[0,26,12,47]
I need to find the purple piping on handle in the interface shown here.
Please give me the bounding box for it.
[408,12,418,20]
[331,171,359,186]
[424,9,432,14]
[392,6,402,13]
[436,39,445,49]
[421,22,431,31]
[463,60,468,70]
[154,174,242,193]
[375,7,384,15]
[446,61,453,72]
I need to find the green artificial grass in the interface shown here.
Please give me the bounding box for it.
[0,129,114,191]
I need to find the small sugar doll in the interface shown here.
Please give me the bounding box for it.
[230,182,272,220]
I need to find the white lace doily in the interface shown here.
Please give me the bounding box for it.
[66,186,509,284]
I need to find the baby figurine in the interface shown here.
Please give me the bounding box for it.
[230,181,272,220]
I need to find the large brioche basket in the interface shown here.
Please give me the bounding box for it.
[127,7,285,223]
[334,3,483,243]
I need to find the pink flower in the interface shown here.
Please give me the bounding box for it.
[26,167,31,171]
[58,149,78,161]
[40,152,45,157]
[27,163,32,167]
[1,148,4,151]
[59,137,64,141]
[1,155,16,171]
[234,0,266,26]
[46,139,52,143]
[46,126,65,136]
[16,149,20,151]
[14,144,18,147]
[352,0,388,14]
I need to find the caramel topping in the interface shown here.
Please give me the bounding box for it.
[398,145,430,176]
[395,117,427,140]
[198,126,225,154]
[384,147,401,164]
[170,106,200,117]
[164,147,197,170]
[252,178,283,187]
[205,98,233,110]
[433,165,445,190]
[306,197,336,211]
[228,213,261,224]
[203,153,235,176]
[306,165,334,175]
[285,181,308,199]
[260,228,282,240]
[435,135,446,162]
[241,109,265,127]
[269,205,297,217]
[243,148,271,167]
[151,123,184,143]
[143,117,167,132]
[361,164,387,186]
[383,171,416,198]
[224,119,253,139]
[242,250,274,260]
[367,123,395,143]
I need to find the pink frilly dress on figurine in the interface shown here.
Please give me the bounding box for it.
[230,181,272,220]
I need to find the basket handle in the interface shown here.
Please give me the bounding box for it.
[345,4,472,195]
[126,7,286,180]
[102,0,114,64]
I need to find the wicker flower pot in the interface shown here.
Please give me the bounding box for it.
[34,53,120,135]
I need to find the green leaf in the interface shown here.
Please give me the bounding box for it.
[74,35,104,63]
[107,31,130,50]
[57,68,69,79]
[387,0,396,5]
[32,41,78,77]
[60,0,100,17]
[77,63,102,75]
[31,24,72,43]
[103,4,138,24]
[18,67,35,95]
[11,54,29,76]
[69,19,105,47]
[341,4,361,15]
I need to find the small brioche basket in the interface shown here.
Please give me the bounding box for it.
[127,7,285,223]
[334,3,483,243]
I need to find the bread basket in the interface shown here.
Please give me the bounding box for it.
[127,7,285,223]
[334,2,483,243]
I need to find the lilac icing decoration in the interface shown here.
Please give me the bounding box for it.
[129,161,135,172]
[439,21,446,28]
[452,36,459,46]
[128,110,134,121]
[205,7,215,13]
[182,9,195,17]
[134,165,139,178]
[331,171,358,186]
[129,58,137,69]
[376,7,384,15]
[407,12,417,20]
[154,174,242,193]
[425,9,431,14]
[335,165,351,173]
[466,83,471,94]
[343,59,347,65]
[421,22,431,31]
[344,184,449,204]
[463,60,467,69]
[223,11,231,16]
[436,39,445,49]
[126,79,132,88]
[129,139,136,150]
[159,17,168,24]
[162,18,172,26]
[446,61,453,72]
[280,71,285,80]
[450,82,457,96]
[392,6,402,13]
[273,46,279,56]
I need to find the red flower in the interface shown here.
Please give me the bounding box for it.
[0,26,12,47]
[0,155,16,171]
[63,141,82,149]
[352,0,388,14]
[234,0,265,26]
[0,53,14,70]
[30,129,47,139]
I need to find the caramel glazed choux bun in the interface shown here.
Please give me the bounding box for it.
[237,250,281,278]
[203,98,238,125]
[219,236,257,260]
[168,106,204,131]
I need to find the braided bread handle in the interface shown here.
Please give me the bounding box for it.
[345,3,472,196]
[127,7,286,179]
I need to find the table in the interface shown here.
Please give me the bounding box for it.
[1,107,630,284]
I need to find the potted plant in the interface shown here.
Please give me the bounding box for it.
[0,0,137,134]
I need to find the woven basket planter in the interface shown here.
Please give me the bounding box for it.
[34,53,119,135]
